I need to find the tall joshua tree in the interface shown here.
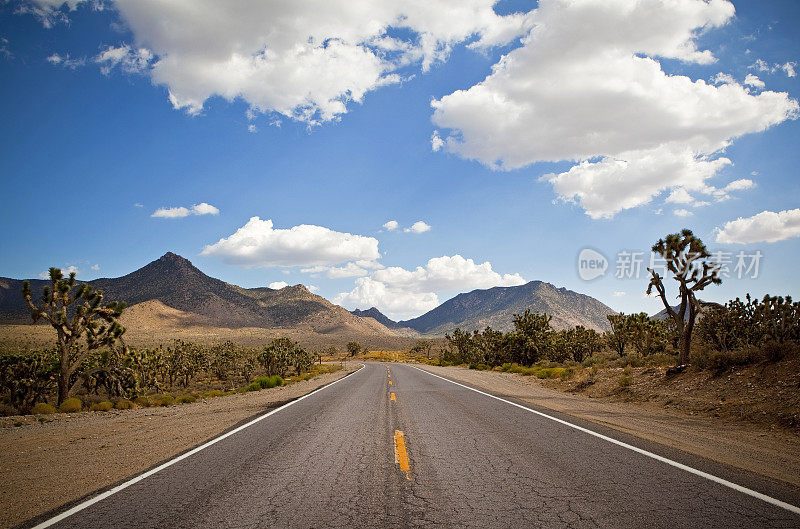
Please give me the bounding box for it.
[22,268,126,405]
[647,229,721,367]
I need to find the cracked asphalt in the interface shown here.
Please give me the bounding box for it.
[29,363,800,529]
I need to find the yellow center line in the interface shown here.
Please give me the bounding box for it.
[394,430,411,478]
[388,380,392,385]
[390,392,396,401]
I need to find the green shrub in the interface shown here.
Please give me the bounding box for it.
[176,395,196,404]
[90,401,113,412]
[59,397,82,413]
[618,375,632,388]
[114,400,135,410]
[151,394,174,407]
[247,381,262,392]
[31,402,56,415]
[0,403,19,416]
[133,396,150,407]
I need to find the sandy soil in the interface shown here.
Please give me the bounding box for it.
[416,365,800,490]
[0,365,359,529]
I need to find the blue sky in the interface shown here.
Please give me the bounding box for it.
[1,0,798,320]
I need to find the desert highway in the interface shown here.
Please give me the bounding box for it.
[26,363,800,529]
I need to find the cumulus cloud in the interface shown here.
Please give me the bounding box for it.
[404,220,431,233]
[715,209,800,244]
[26,0,531,123]
[95,44,153,75]
[334,254,525,319]
[750,59,797,78]
[91,264,100,271]
[430,131,444,152]
[744,74,765,89]
[334,277,439,320]
[202,217,380,267]
[40,264,80,279]
[673,208,693,217]
[301,262,369,278]
[268,281,289,289]
[613,291,626,297]
[382,220,399,231]
[151,202,219,218]
[432,0,798,218]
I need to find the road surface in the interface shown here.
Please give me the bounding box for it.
[25,363,800,528]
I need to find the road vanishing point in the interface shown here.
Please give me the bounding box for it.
[26,363,800,528]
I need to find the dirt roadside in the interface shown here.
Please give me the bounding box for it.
[0,365,360,529]
[415,364,800,490]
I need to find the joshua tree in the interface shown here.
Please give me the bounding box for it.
[22,268,126,405]
[646,229,721,367]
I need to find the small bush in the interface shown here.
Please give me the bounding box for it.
[618,375,632,388]
[201,390,225,399]
[151,394,174,407]
[90,401,113,412]
[247,381,262,392]
[114,400,135,410]
[176,395,196,404]
[59,397,82,413]
[133,397,150,407]
[31,403,57,415]
[0,403,20,416]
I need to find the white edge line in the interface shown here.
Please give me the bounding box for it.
[410,365,800,516]
[32,364,365,529]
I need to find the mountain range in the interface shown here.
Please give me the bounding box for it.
[352,281,616,335]
[0,253,391,335]
[0,253,616,337]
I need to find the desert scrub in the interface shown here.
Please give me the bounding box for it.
[30,402,56,415]
[176,395,196,404]
[254,375,283,389]
[90,401,113,412]
[151,394,174,407]
[201,390,225,399]
[114,399,135,410]
[58,397,82,413]
[618,374,633,388]
[0,403,19,416]
[133,396,150,407]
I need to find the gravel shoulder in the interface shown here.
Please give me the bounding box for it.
[0,365,359,529]
[415,364,800,490]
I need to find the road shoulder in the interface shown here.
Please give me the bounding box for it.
[414,364,800,490]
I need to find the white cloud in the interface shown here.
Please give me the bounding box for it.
[665,188,694,204]
[91,264,100,271]
[202,216,380,267]
[95,44,153,75]
[335,254,524,320]
[673,208,693,217]
[432,0,798,218]
[382,220,399,231]
[750,59,797,78]
[46,52,86,69]
[247,124,257,133]
[373,254,524,293]
[152,202,219,218]
[744,73,765,89]
[711,72,735,85]
[723,178,755,192]
[269,281,289,289]
[430,131,444,152]
[334,277,439,321]
[307,284,319,292]
[613,291,626,297]
[404,220,431,233]
[133,202,144,208]
[715,208,800,244]
[301,262,369,278]
[27,0,531,124]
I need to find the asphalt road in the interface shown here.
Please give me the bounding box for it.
[26,363,800,529]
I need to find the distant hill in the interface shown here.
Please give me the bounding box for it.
[0,252,394,335]
[394,280,615,335]
[350,307,402,329]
